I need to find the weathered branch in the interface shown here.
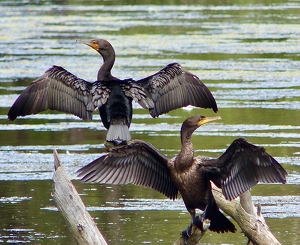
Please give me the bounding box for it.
[52,149,108,245]
[212,183,281,245]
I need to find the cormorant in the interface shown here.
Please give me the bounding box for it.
[7,39,218,142]
[77,115,287,235]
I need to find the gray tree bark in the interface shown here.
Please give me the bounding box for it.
[212,183,281,245]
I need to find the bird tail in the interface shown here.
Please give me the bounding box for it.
[204,202,236,233]
[106,124,131,142]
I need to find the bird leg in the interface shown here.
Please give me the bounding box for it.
[111,139,127,146]
[193,213,206,231]
[181,208,207,244]
[104,140,127,152]
[180,227,191,245]
[180,210,195,243]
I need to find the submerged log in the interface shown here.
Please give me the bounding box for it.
[52,149,108,245]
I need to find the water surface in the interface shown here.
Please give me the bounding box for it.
[0,0,299,244]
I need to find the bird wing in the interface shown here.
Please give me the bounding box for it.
[201,138,287,200]
[120,81,154,110]
[136,63,218,117]
[7,66,110,121]
[77,140,178,200]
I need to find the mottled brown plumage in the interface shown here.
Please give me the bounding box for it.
[8,39,218,142]
[77,115,287,233]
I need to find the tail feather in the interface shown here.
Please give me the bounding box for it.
[204,202,236,233]
[106,124,131,142]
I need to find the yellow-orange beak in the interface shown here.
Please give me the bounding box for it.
[198,116,222,126]
[76,39,99,51]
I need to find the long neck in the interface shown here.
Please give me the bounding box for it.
[97,49,115,81]
[174,127,195,172]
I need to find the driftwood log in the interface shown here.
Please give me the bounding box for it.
[51,150,281,245]
[212,183,281,245]
[52,149,108,245]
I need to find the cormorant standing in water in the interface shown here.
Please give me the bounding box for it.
[77,115,287,235]
[8,39,218,143]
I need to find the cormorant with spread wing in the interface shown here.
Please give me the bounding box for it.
[77,115,287,236]
[7,39,218,142]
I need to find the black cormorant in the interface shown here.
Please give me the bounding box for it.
[7,39,218,142]
[77,115,287,235]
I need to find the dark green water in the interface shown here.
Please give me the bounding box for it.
[0,0,299,244]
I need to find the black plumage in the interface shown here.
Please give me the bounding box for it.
[7,39,218,142]
[77,115,287,234]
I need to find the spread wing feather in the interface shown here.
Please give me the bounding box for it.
[77,140,178,200]
[136,63,218,117]
[202,138,287,200]
[8,66,111,121]
[120,81,154,110]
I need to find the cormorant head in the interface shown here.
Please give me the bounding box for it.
[182,115,222,133]
[77,39,115,61]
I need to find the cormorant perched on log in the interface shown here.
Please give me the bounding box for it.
[7,39,218,142]
[77,115,287,236]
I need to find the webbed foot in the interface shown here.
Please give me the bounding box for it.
[192,214,205,231]
[104,140,127,152]
[181,224,192,245]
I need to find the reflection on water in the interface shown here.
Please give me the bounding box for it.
[0,0,299,244]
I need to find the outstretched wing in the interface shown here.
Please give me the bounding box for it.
[202,138,287,200]
[120,81,154,110]
[136,63,218,117]
[8,66,110,121]
[77,140,178,200]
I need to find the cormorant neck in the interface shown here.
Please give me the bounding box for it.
[97,50,116,81]
[174,127,195,172]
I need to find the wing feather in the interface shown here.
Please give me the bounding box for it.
[8,66,111,121]
[120,81,154,110]
[136,63,218,117]
[77,140,178,200]
[202,138,287,200]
